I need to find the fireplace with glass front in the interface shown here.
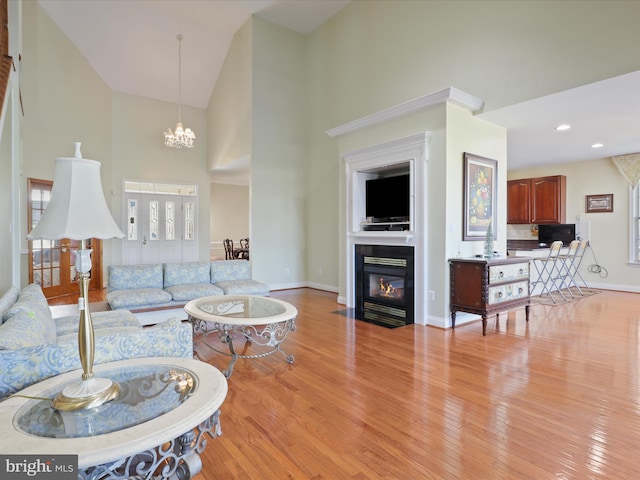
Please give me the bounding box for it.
[355,244,414,327]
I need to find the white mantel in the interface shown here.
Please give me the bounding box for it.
[343,132,430,325]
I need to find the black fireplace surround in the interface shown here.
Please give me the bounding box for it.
[355,244,414,327]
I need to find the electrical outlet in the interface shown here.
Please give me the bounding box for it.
[428,290,435,301]
[284,267,290,276]
[318,267,323,276]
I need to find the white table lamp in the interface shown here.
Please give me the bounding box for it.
[27,142,125,411]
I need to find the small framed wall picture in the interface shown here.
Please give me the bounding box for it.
[585,193,613,213]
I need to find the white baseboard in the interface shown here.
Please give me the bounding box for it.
[270,281,339,294]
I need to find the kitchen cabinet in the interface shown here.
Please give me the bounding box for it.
[449,257,531,336]
[507,175,566,224]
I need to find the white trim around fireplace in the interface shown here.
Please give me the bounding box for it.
[343,132,430,325]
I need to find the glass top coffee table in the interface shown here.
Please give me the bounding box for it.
[185,295,297,378]
[0,357,227,479]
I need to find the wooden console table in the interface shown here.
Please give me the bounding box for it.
[449,256,531,335]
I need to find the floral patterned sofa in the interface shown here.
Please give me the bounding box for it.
[0,283,192,399]
[106,260,270,312]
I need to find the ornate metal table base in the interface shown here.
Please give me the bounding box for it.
[192,318,296,378]
[79,410,222,480]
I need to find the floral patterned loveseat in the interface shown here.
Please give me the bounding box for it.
[0,283,192,399]
[106,260,270,312]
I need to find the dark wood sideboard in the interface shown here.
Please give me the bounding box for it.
[449,256,531,335]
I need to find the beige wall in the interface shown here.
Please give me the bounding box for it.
[111,92,210,264]
[207,19,252,171]
[508,159,637,292]
[5,0,640,297]
[210,182,250,259]
[250,17,307,288]
[305,0,640,302]
[21,0,113,285]
[19,2,210,288]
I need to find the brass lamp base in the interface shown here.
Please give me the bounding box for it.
[53,377,120,411]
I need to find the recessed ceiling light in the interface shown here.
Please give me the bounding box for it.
[591,143,604,149]
[556,124,571,131]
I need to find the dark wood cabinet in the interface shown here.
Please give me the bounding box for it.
[506,179,531,224]
[507,175,566,224]
[449,257,531,335]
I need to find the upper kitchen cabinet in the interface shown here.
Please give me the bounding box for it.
[507,175,566,224]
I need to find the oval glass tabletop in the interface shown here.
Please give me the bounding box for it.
[190,296,295,321]
[14,364,196,439]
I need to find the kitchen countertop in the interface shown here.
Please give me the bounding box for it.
[507,240,547,250]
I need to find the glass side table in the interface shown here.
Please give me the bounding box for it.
[0,357,227,480]
[185,295,298,378]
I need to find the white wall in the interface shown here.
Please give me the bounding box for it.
[509,159,637,292]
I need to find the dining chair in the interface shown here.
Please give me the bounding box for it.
[223,239,234,260]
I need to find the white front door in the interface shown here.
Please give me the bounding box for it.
[122,193,198,265]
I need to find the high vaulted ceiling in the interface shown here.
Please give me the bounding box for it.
[38,1,640,172]
[39,0,351,109]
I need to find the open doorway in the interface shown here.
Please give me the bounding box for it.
[210,182,249,260]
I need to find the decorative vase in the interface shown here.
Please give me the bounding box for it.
[484,222,494,258]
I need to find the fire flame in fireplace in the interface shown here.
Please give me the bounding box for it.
[378,277,398,297]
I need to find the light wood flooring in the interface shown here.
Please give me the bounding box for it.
[53,287,640,479]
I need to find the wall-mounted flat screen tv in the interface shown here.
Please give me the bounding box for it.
[538,223,576,246]
[365,174,410,222]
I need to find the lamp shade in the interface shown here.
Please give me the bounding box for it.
[27,149,124,241]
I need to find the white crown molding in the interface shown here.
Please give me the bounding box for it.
[342,131,431,164]
[326,87,484,138]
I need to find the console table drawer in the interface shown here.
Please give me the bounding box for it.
[489,262,529,284]
[488,280,529,305]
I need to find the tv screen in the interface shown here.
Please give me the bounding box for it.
[538,223,576,246]
[365,174,410,222]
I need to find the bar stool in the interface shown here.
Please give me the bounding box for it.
[564,240,591,295]
[555,240,581,298]
[531,240,564,303]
